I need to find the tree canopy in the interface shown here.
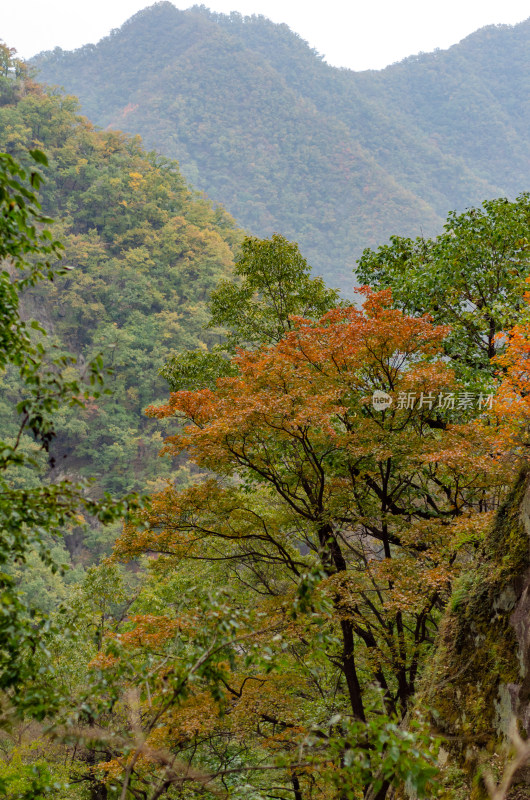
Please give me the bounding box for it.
[356,195,530,377]
[103,287,512,798]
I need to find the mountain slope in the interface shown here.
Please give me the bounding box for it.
[0,51,241,543]
[31,3,530,290]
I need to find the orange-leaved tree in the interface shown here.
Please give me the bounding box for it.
[132,290,509,702]
[493,278,530,438]
[103,288,514,798]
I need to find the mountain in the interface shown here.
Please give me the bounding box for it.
[0,49,242,560]
[31,3,530,291]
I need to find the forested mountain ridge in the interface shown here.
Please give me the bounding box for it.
[0,52,242,563]
[32,3,530,290]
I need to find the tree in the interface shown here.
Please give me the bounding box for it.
[161,232,341,392]
[0,43,25,106]
[209,233,341,348]
[112,287,509,798]
[356,195,530,378]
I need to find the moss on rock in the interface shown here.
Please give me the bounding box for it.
[419,468,530,797]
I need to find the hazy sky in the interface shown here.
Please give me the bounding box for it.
[4,0,530,71]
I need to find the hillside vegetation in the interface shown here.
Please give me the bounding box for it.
[32,2,530,289]
[0,48,242,559]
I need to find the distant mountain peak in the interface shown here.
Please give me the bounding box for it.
[31,7,530,291]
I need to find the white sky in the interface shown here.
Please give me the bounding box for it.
[3,0,530,71]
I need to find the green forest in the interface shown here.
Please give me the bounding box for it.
[32,2,530,291]
[2,11,530,800]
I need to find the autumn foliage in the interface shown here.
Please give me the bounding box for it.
[102,289,517,798]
